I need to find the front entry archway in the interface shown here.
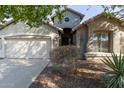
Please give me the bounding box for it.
[60,28,75,46]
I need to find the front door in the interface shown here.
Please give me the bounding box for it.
[61,36,73,45]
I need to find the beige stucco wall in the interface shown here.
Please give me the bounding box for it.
[76,30,80,48]
[77,16,124,59]
[0,22,59,38]
[77,26,89,59]
[120,31,124,54]
[86,16,124,54]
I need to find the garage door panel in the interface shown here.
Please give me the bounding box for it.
[5,38,51,59]
[28,41,48,58]
[6,41,29,58]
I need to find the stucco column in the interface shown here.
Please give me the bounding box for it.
[87,27,94,52]
[76,31,80,48]
[113,31,121,53]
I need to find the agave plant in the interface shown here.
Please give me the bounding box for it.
[102,53,124,88]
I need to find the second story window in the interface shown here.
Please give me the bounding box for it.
[64,17,70,22]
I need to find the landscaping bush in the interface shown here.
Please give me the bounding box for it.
[50,46,80,75]
[102,53,124,88]
[50,45,80,64]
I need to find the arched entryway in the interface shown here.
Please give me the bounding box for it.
[60,28,76,46]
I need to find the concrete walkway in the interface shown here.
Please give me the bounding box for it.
[0,58,49,88]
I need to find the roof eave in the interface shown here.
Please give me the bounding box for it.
[73,12,124,31]
[72,23,87,32]
[51,7,85,21]
[0,20,64,34]
[66,8,85,19]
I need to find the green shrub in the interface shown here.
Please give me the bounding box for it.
[102,53,124,88]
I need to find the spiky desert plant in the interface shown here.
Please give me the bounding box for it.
[102,53,124,88]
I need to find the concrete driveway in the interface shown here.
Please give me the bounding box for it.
[0,58,49,88]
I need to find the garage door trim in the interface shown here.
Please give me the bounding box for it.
[4,37,51,59]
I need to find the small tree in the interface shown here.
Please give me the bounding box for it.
[0,5,65,27]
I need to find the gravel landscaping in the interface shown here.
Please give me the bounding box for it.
[30,60,109,88]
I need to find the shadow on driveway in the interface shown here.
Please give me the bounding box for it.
[0,58,49,88]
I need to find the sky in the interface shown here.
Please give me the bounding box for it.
[68,5,104,22]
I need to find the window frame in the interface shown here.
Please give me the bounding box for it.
[92,31,111,52]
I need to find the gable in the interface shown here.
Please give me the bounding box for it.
[52,8,84,28]
[74,13,124,32]
[87,16,124,32]
[0,22,59,38]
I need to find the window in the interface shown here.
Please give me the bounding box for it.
[64,17,70,22]
[92,32,110,52]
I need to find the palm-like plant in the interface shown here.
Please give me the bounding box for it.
[102,53,124,88]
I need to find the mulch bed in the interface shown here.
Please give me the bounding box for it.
[30,60,109,88]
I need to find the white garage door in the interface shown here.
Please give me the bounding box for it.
[5,38,51,59]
